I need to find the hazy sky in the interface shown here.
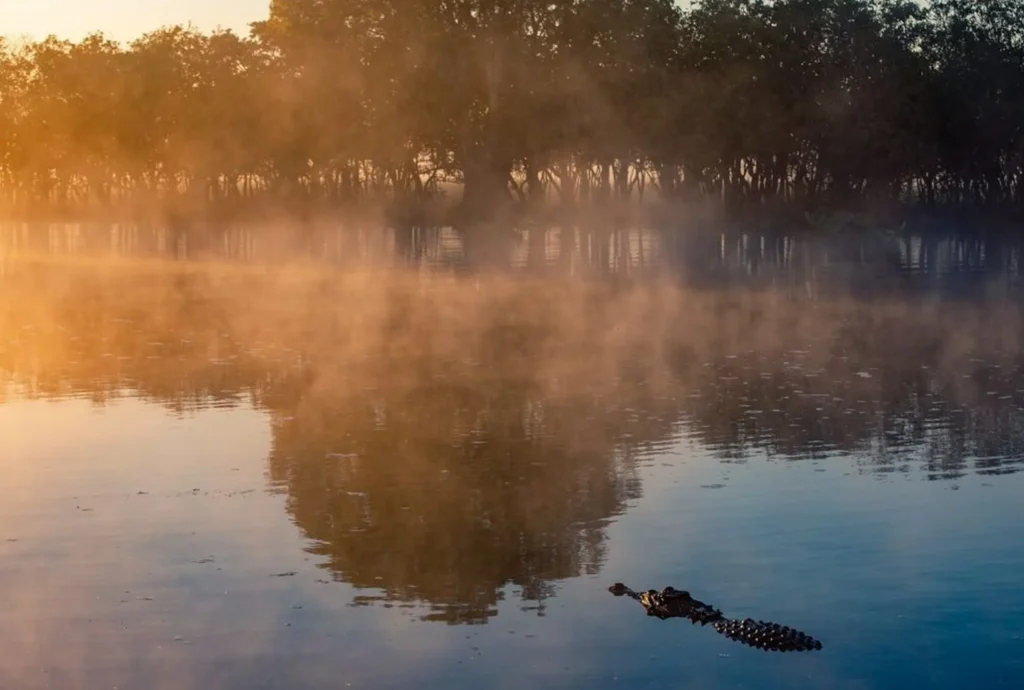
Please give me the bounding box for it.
[4,0,270,42]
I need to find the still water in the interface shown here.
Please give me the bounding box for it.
[1,228,1023,689]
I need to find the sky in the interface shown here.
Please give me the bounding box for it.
[1,1,706,43]
[3,0,270,42]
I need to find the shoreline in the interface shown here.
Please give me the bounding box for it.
[0,198,1021,239]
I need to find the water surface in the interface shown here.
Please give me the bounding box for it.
[1,241,1022,689]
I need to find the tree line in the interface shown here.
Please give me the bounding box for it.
[1,0,1022,224]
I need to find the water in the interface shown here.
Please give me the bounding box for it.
[1,228,1023,689]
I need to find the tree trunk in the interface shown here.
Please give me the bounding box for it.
[460,152,512,222]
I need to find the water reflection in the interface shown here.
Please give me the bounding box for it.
[5,259,1024,479]
[3,259,1024,623]
[673,314,1024,479]
[266,380,652,623]
[6,221,1024,296]
[4,254,1024,689]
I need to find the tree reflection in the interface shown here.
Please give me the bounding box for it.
[3,262,1024,622]
[259,285,684,622]
[665,297,1024,479]
[264,374,653,623]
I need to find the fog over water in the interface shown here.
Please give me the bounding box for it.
[1,227,1022,689]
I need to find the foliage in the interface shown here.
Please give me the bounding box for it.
[0,0,1022,220]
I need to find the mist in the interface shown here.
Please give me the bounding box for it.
[0,0,1022,235]
[4,255,1023,474]
[3,2,1024,689]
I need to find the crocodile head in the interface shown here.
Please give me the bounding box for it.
[662,586,692,599]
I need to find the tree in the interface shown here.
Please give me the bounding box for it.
[1,0,1023,223]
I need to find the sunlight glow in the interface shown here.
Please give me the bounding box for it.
[4,0,268,42]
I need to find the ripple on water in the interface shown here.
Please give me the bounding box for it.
[1,256,1023,690]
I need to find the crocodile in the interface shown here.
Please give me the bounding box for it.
[609,583,823,652]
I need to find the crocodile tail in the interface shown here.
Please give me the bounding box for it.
[712,618,823,652]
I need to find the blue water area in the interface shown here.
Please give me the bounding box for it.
[588,454,1024,690]
[1,242,1023,689]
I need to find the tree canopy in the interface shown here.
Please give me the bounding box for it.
[0,0,1022,222]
